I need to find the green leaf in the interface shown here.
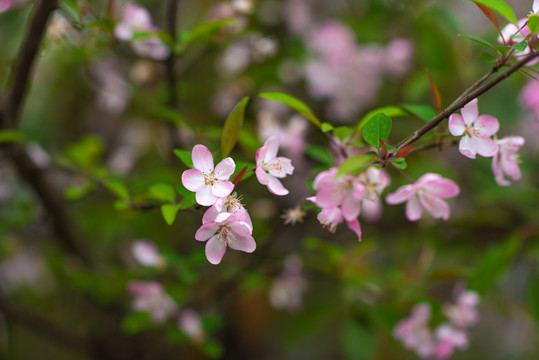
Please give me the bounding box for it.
[513,40,527,52]
[161,204,181,225]
[259,91,321,128]
[333,126,352,142]
[0,129,25,144]
[64,181,95,200]
[174,149,193,168]
[337,155,376,177]
[104,179,129,201]
[176,182,191,196]
[221,97,249,158]
[401,104,437,122]
[201,339,224,359]
[321,122,334,132]
[470,0,517,24]
[180,193,197,209]
[528,14,539,34]
[457,33,498,53]
[478,51,497,63]
[356,106,406,131]
[185,18,235,46]
[305,145,334,166]
[391,158,407,169]
[527,273,539,327]
[152,106,186,125]
[149,183,176,203]
[65,135,104,168]
[341,320,375,360]
[362,113,392,149]
[468,233,521,295]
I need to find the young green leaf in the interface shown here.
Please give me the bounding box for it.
[259,91,321,128]
[221,97,249,158]
[470,0,517,25]
[333,126,352,142]
[528,14,539,34]
[362,113,392,149]
[391,158,407,169]
[180,193,197,209]
[174,149,194,168]
[161,204,181,225]
[321,122,334,132]
[149,184,176,203]
[513,40,527,52]
[337,154,376,177]
[0,129,25,144]
[401,104,437,122]
[457,34,498,53]
[356,106,406,131]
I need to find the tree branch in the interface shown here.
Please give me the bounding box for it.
[395,51,539,150]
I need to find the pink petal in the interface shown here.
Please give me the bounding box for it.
[473,136,498,158]
[361,198,382,221]
[202,205,220,224]
[182,169,205,192]
[459,136,476,159]
[419,192,450,220]
[266,175,289,196]
[195,222,220,241]
[341,191,361,221]
[263,135,280,163]
[501,157,521,181]
[196,185,218,206]
[461,99,478,126]
[114,24,132,41]
[346,219,362,242]
[267,157,294,178]
[214,157,235,180]
[205,235,227,264]
[211,180,234,198]
[492,157,510,186]
[228,226,256,252]
[405,196,423,221]
[474,115,499,137]
[192,144,214,173]
[256,167,269,185]
[386,185,415,204]
[313,168,337,190]
[255,145,268,167]
[420,175,460,198]
[448,114,465,136]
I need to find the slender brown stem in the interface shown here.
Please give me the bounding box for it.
[395,51,539,150]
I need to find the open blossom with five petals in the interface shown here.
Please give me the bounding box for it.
[256,135,294,195]
[127,281,177,323]
[386,173,459,222]
[492,136,525,186]
[394,303,436,358]
[195,212,256,264]
[308,167,364,241]
[448,99,499,159]
[182,144,235,206]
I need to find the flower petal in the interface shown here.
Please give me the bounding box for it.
[459,136,476,159]
[195,222,220,241]
[501,156,521,181]
[346,218,362,242]
[419,192,450,220]
[386,185,415,204]
[228,227,256,253]
[405,196,423,221]
[255,167,269,185]
[474,136,498,158]
[205,235,227,265]
[182,169,205,192]
[214,157,235,180]
[267,157,294,178]
[192,144,214,173]
[461,99,478,126]
[266,175,289,196]
[448,114,465,136]
[263,135,280,163]
[342,191,361,221]
[474,115,499,137]
[196,185,218,206]
[211,180,234,198]
[419,174,460,198]
[202,205,220,224]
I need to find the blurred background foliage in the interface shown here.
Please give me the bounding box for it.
[0,0,539,359]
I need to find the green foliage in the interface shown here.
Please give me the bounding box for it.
[469,0,517,24]
[0,129,25,143]
[161,203,181,225]
[221,97,249,158]
[259,91,321,128]
[362,113,392,149]
[357,106,405,131]
[64,134,104,169]
[149,183,176,203]
[174,149,194,168]
[401,104,437,122]
[337,154,377,177]
[457,34,498,53]
[391,158,407,169]
[305,145,334,166]
[528,15,539,34]
[341,320,375,360]
[333,126,352,142]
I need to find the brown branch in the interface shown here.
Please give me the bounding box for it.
[164,0,181,151]
[395,51,539,150]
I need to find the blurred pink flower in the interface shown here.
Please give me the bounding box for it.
[444,290,480,329]
[433,325,468,359]
[257,109,308,160]
[114,3,170,60]
[358,167,390,221]
[393,303,436,358]
[256,135,294,195]
[195,212,256,265]
[386,173,459,222]
[448,99,499,159]
[492,136,525,186]
[178,309,205,343]
[269,255,307,311]
[497,18,537,65]
[0,0,11,13]
[384,38,414,77]
[519,77,539,119]
[132,239,165,267]
[128,281,177,323]
[92,60,130,115]
[182,144,235,206]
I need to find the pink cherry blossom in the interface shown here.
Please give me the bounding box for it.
[444,290,480,329]
[448,99,499,159]
[433,325,468,359]
[178,309,205,343]
[181,144,235,206]
[0,0,11,13]
[127,281,177,323]
[131,239,164,267]
[195,212,256,264]
[492,136,525,186]
[202,192,252,229]
[114,3,170,60]
[386,173,459,222]
[256,135,294,195]
[519,77,539,119]
[269,255,307,311]
[393,303,436,358]
[358,167,390,221]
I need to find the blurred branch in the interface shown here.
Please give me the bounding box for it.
[164,0,182,151]
[0,289,91,353]
[395,51,539,150]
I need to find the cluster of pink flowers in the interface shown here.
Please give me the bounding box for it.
[182,136,294,264]
[394,290,480,359]
[449,98,525,186]
[114,2,170,60]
